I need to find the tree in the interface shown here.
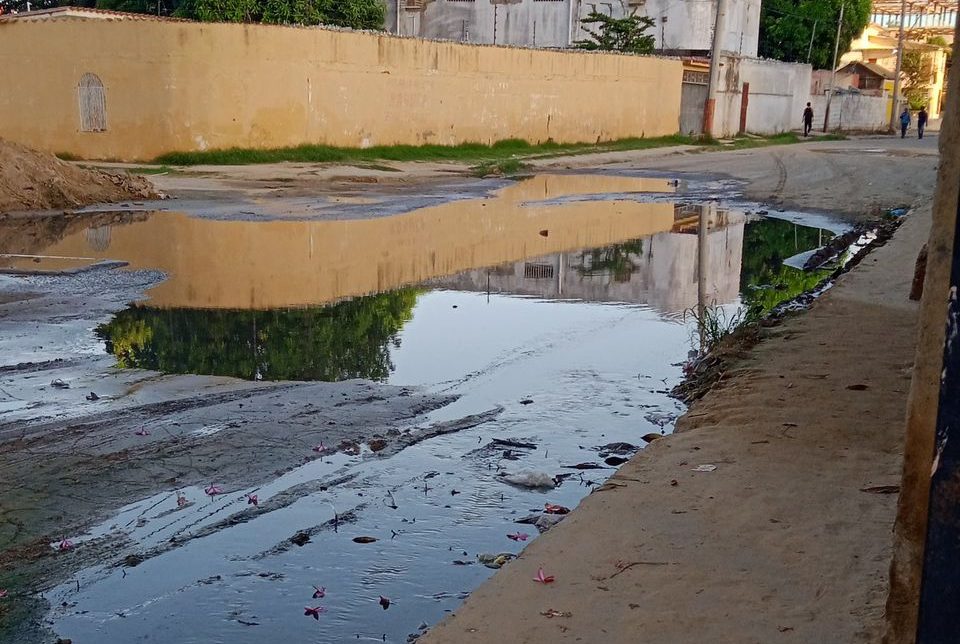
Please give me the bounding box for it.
[902,50,933,109]
[758,0,871,70]
[574,11,656,55]
[174,0,384,27]
[96,0,182,17]
[96,288,419,382]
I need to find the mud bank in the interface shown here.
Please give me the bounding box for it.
[0,140,155,214]
[420,203,927,643]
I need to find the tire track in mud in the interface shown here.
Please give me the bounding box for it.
[99,408,504,569]
[0,384,297,442]
[1,404,504,615]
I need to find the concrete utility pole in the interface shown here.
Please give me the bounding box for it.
[888,0,908,132]
[822,1,845,132]
[806,19,818,63]
[883,16,960,643]
[703,0,729,137]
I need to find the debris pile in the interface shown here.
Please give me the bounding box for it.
[0,138,156,213]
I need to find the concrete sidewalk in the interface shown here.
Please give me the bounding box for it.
[422,207,928,643]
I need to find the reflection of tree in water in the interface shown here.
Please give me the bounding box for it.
[740,218,833,318]
[577,239,644,283]
[96,289,420,382]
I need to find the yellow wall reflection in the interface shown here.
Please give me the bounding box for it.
[5,175,676,309]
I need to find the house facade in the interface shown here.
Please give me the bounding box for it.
[387,0,760,57]
[839,24,949,117]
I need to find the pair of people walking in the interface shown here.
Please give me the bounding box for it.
[900,107,929,139]
[807,103,929,140]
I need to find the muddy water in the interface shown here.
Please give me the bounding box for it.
[0,174,842,643]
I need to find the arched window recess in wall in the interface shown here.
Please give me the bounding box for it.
[78,73,107,133]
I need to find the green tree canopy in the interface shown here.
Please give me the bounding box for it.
[574,11,656,55]
[174,0,385,27]
[758,0,871,70]
[739,217,833,319]
[0,0,385,25]
[96,288,419,382]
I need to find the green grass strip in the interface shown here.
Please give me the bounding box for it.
[148,132,844,166]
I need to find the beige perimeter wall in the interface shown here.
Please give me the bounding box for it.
[0,18,683,161]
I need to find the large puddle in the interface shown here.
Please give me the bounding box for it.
[1,173,844,643]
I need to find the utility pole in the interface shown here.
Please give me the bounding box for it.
[806,19,818,63]
[888,0,908,132]
[822,1,845,132]
[703,0,729,137]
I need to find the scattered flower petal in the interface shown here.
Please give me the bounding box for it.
[533,567,555,584]
[304,606,326,620]
[134,427,150,436]
[312,442,326,453]
[507,532,530,542]
[176,493,188,508]
[0,589,8,599]
[247,494,258,506]
[204,485,223,496]
[544,503,570,515]
[58,538,74,551]
[312,585,326,599]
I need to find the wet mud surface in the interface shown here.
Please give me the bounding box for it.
[0,171,854,643]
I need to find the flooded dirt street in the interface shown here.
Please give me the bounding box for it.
[0,170,857,643]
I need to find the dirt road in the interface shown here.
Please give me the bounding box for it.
[127,135,939,222]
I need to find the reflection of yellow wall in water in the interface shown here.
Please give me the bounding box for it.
[28,175,676,309]
[0,18,683,161]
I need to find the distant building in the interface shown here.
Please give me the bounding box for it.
[832,61,896,93]
[839,24,949,117]
[386,0,761,57]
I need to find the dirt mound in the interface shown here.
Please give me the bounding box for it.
[0,139,156,213]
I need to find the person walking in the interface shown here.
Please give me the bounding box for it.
[918,106,928,139]
[802,102,814,137]
[900,108,911,139]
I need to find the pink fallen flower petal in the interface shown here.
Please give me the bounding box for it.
[247,494,258,506]
[312,585,326,599]
[304,606,326,620]
[0,589,8,599]
[204,485,223,497]
[533,567,555,584]
[507,532,530,542]
[134,427,150,437]
[176,493,188,508]
[58,538,74,551]
[312,442,326,453]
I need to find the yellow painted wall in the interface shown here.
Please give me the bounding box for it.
[0,18,683,162]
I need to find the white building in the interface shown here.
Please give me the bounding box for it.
[387,0,760,57]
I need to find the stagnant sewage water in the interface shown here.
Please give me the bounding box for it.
[0,173,849,643]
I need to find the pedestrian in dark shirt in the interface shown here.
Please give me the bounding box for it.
[900,108,911,138]
[802,102,814,137]
[918,107,928,139]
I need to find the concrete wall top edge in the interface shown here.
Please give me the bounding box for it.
[0,16,684,66]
